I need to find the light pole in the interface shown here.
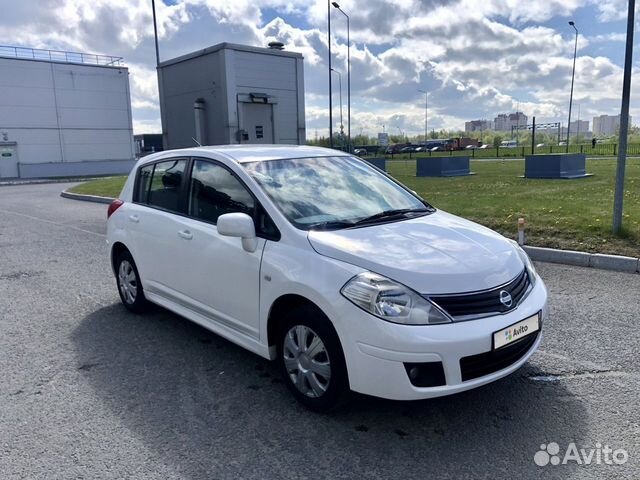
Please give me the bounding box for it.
[418,89,428,144]
[151,0,160,66]
[613,0,635,233]
[332,2,350,152]
[566,20,578,153]
[327,1,333,148]
[331,68,344,146]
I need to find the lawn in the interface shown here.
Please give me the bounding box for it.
[69,158,640,256]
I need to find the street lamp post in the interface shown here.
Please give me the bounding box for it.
[327,1,333,148]
[332,2,350,152]
[613,0,635,233]
[331,68,344,146]
[418,89,428,144]
[566,21,578,153]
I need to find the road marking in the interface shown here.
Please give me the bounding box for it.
[0,208,106,238]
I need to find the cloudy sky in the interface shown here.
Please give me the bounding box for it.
[0,0,636,138]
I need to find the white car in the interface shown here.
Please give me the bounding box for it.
[106,145,547,411]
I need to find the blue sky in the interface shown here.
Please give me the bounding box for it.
[0,0,637,137]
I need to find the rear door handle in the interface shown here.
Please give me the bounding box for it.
[177,229,193,240]
[128,214,140,223]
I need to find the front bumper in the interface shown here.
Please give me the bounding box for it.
[335,276,548,401]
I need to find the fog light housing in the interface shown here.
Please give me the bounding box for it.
[403,362,446,387]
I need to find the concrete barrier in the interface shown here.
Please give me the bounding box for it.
[416,156,472,177]
[365,157,386,171]
[524,153,591,179]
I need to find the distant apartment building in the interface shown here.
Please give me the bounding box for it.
[464,119,493,133]
[559,120,590,138]
[592,114,632,136]
[494,112,527,132]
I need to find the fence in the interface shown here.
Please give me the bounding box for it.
[378,143,640,160]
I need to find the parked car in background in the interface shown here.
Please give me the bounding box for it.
[354,148,368,156]
[500,140,518,149]
[478,144,490,149]
[536,143,546,148]
[107,145,547,411]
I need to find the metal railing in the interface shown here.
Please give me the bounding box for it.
[378,143,640,160]
[0,45,124,67]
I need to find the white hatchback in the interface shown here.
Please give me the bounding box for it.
[106,145,547,411]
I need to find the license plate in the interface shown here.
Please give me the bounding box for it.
[493,313,540,350]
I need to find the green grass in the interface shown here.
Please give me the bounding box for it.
[68,176,127,197]
[69,159,640,256]
[387,158,640,257]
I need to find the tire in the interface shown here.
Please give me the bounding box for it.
[114,250,148,313]
[277,305,350,412]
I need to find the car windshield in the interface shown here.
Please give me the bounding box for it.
[242,156,432,230]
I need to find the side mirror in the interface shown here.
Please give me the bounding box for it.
[217,213,258,252]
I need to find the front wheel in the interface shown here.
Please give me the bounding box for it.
[278,306,350,412]
[114,250,148,313]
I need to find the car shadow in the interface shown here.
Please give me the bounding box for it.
[72,304,587,479]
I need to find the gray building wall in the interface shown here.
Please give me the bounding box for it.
[158,43,305,150]
[0,55,134,178]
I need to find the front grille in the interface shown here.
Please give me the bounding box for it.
[429,269,530,320]
[459,331,539,381]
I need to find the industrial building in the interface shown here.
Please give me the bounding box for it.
[157,42,305,149]
[0,46,135,179]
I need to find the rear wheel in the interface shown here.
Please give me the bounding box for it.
[114,250,147,313]
[278,305,350,411]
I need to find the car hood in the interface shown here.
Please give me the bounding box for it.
[307,210,523,295]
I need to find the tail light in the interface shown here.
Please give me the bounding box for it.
[107,199,124,219]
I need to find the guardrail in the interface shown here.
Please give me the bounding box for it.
[0,45,124,67]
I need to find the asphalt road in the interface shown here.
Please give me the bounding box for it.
[1,182,639,480]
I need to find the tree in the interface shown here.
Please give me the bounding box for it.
[493,135,503,148]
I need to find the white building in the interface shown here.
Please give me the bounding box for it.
[592,114,632,137]
[0,46,135,179]
[464,119,493,133]
[494,112,527,132]
[158,42,305,149]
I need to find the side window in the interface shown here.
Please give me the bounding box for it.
[188,159,255,224]
[144,159,187,212]
[136,164,153,203]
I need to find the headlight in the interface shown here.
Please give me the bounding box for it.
[509,240,537,287]
[340,272,452,325]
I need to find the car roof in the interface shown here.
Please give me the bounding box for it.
[139,144,351,165]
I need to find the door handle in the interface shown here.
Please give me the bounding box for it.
[177,229,193,240]
[128,214,140,223]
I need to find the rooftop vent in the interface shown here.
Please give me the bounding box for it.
[267,41,284,50]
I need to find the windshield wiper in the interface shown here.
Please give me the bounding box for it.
[353,208,430,226]
[308,220,356,231]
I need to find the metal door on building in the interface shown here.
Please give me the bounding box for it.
[241,103,274,144]
[0,145,19,178]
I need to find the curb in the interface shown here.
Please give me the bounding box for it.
[1,177,106,187]
[523,246,639,274]
[60,188,640,275]
[60,190,114,205]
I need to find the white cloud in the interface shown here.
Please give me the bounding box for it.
[0,0,635,137]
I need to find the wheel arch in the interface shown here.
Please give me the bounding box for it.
[110,241,131,274]
[267,294,332,353]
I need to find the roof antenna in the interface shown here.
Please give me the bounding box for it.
[191,137,202,147]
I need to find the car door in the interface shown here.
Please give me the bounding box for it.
[170,157,267,339]
[129,157,189,297]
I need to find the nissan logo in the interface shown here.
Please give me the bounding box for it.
[499,290,513,308]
